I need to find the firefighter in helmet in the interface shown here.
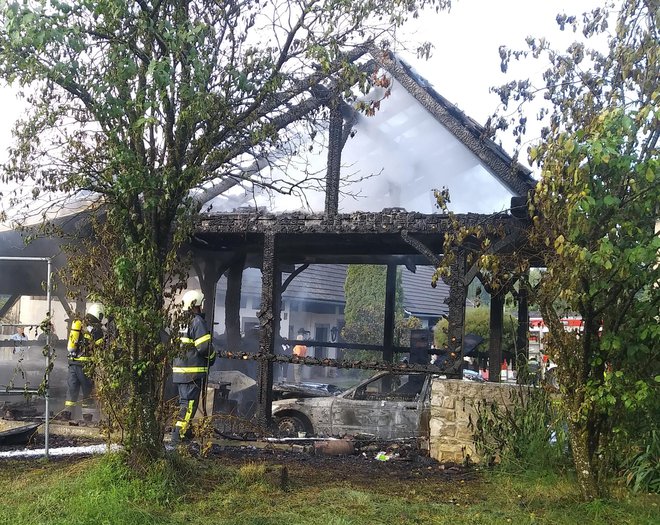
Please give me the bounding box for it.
[62,302,104,422]
[171,290,215,445]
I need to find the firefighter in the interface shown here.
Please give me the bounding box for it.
[62,302,104,422]
[171,289,215,446]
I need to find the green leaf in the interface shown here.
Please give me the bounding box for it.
[603,195,619,206]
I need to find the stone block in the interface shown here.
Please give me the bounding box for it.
[441,397,456,409]
[437,444,468,463]
[438,423,456,438]
[430,407,456,421]
[455,426,476,441]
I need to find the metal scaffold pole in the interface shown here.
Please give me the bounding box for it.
[45,257,52,458]
[0,256,53,459]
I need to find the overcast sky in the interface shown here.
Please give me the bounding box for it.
[0,0,607,173]
[400,0,607,154]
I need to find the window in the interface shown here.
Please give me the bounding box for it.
[353,373,425,401]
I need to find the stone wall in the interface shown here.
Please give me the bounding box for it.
[429,379,525,463]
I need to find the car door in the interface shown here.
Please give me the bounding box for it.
[330,372,428,438]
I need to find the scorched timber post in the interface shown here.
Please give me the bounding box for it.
[256,232,278,430]
[515,275,530,376]
[488,288,505,382]
[444,250,467,376]
[226,255,246,353]
[383,263,397,364]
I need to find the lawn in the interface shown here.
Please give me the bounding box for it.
[0,449,657,525]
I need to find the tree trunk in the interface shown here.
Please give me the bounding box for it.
[126,362,163,464]
[567,418,600,501]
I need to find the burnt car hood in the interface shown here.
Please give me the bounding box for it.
[272,381,343,400]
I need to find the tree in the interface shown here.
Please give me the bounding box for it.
[439,0,659,500]
[0,0,450,464]
[342,265,420,359]
[434,307,517,355]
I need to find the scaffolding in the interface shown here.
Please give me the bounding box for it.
[0,256,53,458]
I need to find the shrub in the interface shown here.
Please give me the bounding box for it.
[624,428,660,494]
[471,386,570,471]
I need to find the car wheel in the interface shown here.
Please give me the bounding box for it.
[275,415,307,437]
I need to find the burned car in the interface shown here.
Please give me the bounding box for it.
[272,381,344,400]
[271,371,432,439]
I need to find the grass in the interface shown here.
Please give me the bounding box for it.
[0,453,657,525]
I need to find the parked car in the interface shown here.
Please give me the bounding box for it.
[462,369,486,383]
[272,371,432,439]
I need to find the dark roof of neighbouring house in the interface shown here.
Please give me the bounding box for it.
[282,264,347,304]
[400,265,448,318]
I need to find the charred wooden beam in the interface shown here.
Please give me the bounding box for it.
[256,233,277,429]
[198,211,512,237]
[280,263,309,293]
[488,290,505,382]
[383,263,397,363]
[400,230,441,267]
[192,256,228,325]
[325,98,343,217]
[443,250,467,375]
[217,350,460,376]
[225,255,245,353]
[515,277,529,372]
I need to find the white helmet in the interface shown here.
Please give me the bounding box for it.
[86,302,105,322]
[182,290,204,310]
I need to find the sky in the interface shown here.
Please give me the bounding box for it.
[399,0,607,153]
[0,0,608,204]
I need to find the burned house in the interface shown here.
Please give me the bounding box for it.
[1,49,535,438]
[186,49,536,428]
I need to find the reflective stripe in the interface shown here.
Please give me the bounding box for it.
[172,366,208,373]
[94,338,104,345]
[179,337,194,344]
[71,357,92,362]
[209,351,216,360]
[194,334,211,347]
[175,400,195,437]
[65,400,77,407]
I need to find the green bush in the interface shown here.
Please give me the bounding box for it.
[434,307,518,353]
[624,428,660,494]
[471,386,570,471]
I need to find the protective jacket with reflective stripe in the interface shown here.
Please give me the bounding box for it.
[172,313,215,384]
[67,319,104,366]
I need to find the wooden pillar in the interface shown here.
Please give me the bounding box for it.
[488,291,504,382]
[516,280,529,370]
[194,256,225,334]
[382,263,397,363]
[324,99,343,217]
[444,251,467,375]
[225,256,245,352]
[255,233,277,430]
